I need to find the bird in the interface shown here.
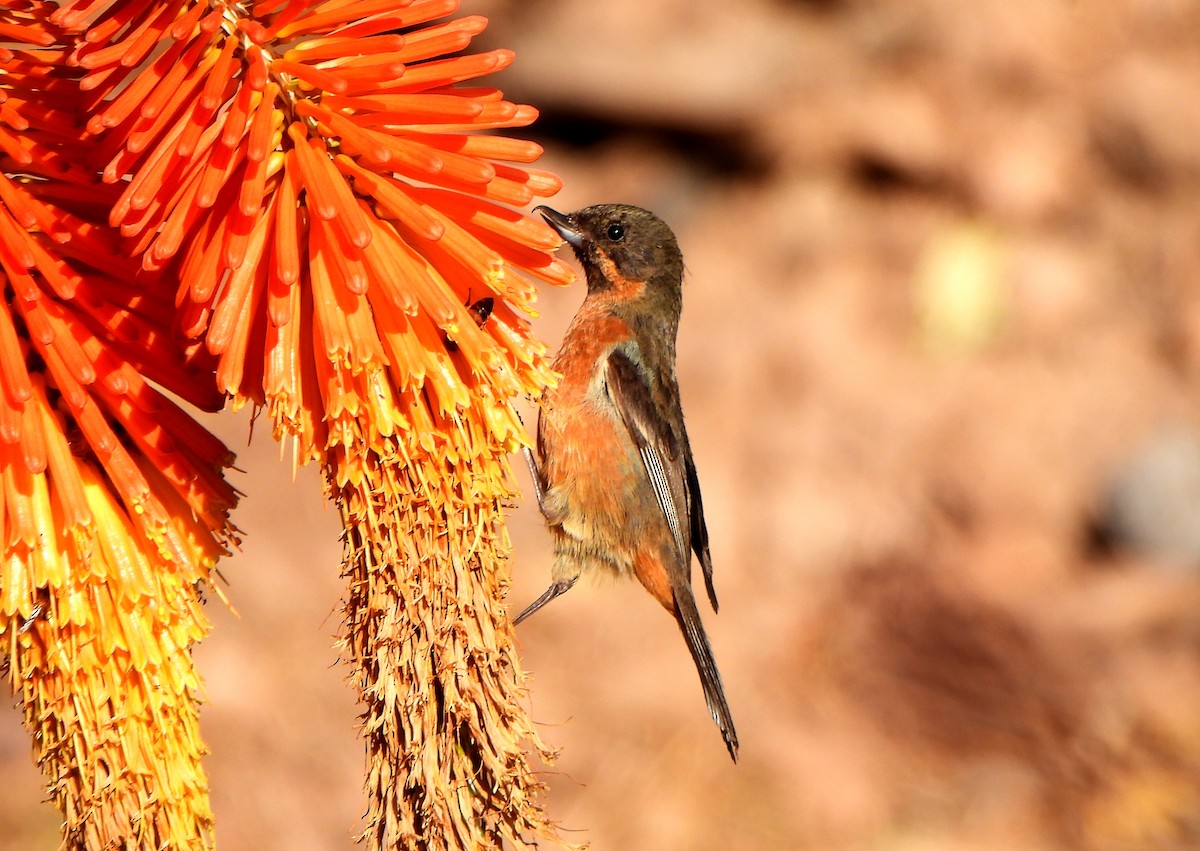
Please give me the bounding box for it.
[515,203,739,762]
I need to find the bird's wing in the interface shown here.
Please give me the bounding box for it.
[603,349,691,574]
[686,455,718,611]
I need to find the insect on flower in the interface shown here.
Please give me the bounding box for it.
[444,296,496,353]
[18,603,43,635]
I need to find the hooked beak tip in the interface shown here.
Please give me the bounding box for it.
[534,205,583,247]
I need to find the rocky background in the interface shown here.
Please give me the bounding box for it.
[5,1,1200,849]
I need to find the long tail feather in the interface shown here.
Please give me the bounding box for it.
[673,585,738,761]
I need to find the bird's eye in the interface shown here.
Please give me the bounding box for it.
[606,222,625,242]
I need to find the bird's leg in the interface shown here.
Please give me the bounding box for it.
[512,577,577,625]
[523,446,548,514]
[516,409,548,515]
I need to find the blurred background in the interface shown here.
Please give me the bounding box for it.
[5,0,1200,848]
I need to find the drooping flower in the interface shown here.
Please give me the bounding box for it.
[1,21,239,848]
[52,0,576,847]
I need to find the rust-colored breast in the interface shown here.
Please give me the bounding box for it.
[538,306,645,568]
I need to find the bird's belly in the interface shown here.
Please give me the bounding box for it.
[541,402,658,577]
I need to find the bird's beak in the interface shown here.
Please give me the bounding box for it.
[533,206,583,247]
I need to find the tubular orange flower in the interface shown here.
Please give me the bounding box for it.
[58,0,576,847]
[1,20,239,848]
[65,0,572,456]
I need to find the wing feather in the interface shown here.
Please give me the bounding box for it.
[604,350,690,572]
[686,456,718,611]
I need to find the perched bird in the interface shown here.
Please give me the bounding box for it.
[516,203,738,761]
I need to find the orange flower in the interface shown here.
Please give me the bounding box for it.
[42,0,575,846]
[1,21,239,847]
[64,0,572,463]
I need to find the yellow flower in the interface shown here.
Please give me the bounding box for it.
[1,45,238,848]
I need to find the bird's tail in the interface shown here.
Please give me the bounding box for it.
[673,585,739,761]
